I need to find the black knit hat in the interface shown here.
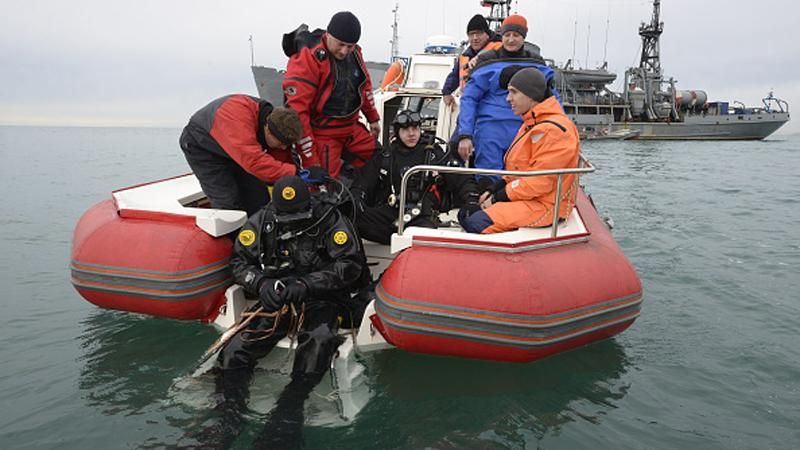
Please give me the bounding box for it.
[509,68,548,102]
[327,11,361,44]
[272,176,312,222]
[466,14,490,35]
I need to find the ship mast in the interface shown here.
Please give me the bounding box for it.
[390,2,400,61]
[482,0,513,32]
[624,0,678,121]
[638,0,662,75]
[249,34,254,67]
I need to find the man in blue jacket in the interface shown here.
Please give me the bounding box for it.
[456,15,556,187]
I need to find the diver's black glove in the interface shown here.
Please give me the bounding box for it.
[258,279,285,312]
[350,189,367,214]
[491,179,507,194]
[491,186,510,203]
[279,278,309,306]
[460,191,482,216]
[488,179,509,203]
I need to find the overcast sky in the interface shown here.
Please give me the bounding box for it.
[1,0,796,133]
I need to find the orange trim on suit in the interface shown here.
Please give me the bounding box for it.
[458,42,502,90]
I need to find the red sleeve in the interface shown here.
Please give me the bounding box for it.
[357,48,380,124]
[283,49,322,166]
[209,98,297,183]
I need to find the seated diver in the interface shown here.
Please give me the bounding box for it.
[206,175,367,449]
[349,109,480,244]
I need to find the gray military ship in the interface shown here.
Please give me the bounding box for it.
[252,0,789,140]
[558,0,789,140]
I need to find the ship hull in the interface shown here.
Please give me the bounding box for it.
[571,111,789,140]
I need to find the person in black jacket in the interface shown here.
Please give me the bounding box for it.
[350,110,480,244]
[208,175,366,449]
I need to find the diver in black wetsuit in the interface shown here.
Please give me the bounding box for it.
[201,175,367,449]
[349,109,479,244]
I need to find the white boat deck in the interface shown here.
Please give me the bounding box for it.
[111,174,247,237]
[390,207,589,254]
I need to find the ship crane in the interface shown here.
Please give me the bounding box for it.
[481,0,514,31]
[638,0,663,75]
[624,0,679,121]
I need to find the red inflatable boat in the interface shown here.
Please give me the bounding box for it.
[369,187,643,363]
[71,174,247,322]
[71,167,642,363]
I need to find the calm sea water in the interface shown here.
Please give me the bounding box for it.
[1,126,798,449]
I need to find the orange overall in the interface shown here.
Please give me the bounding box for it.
[483,96,581,233]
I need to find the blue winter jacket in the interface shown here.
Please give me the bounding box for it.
[458,59,558,140]
[457,59,560,179]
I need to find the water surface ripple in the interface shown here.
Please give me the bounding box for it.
[0,126,798,448]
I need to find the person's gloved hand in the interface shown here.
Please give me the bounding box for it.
[460,191,482,216]
[280,278,309,306]
[298,166,328,184]
[258,279,285,312]
[351,189,367,214]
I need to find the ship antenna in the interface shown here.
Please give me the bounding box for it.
[249,34,254,67]
[390,2,400,61]
[571,10,578,65]
[603,3,610,64]
[585,23,591,69]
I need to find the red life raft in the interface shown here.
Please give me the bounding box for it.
[70,175,245,322]
[371,189,643,363]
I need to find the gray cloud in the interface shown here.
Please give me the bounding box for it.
[1,0,796,133]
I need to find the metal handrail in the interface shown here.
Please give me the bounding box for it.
[397,155,595,237]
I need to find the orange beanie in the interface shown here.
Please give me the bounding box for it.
[500,15,528,38]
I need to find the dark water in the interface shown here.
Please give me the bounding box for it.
[1,126,798,449]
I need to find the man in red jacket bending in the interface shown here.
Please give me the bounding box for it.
[180,95,326,215]
[282,11,381,179]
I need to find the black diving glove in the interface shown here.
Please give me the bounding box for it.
[258,279,285,312]
[492,186,510,203]
[460,191,482,216]
[350,189,367,214]
[489,179,510,203]
[279,278,309,306]
[491,179,507,194]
